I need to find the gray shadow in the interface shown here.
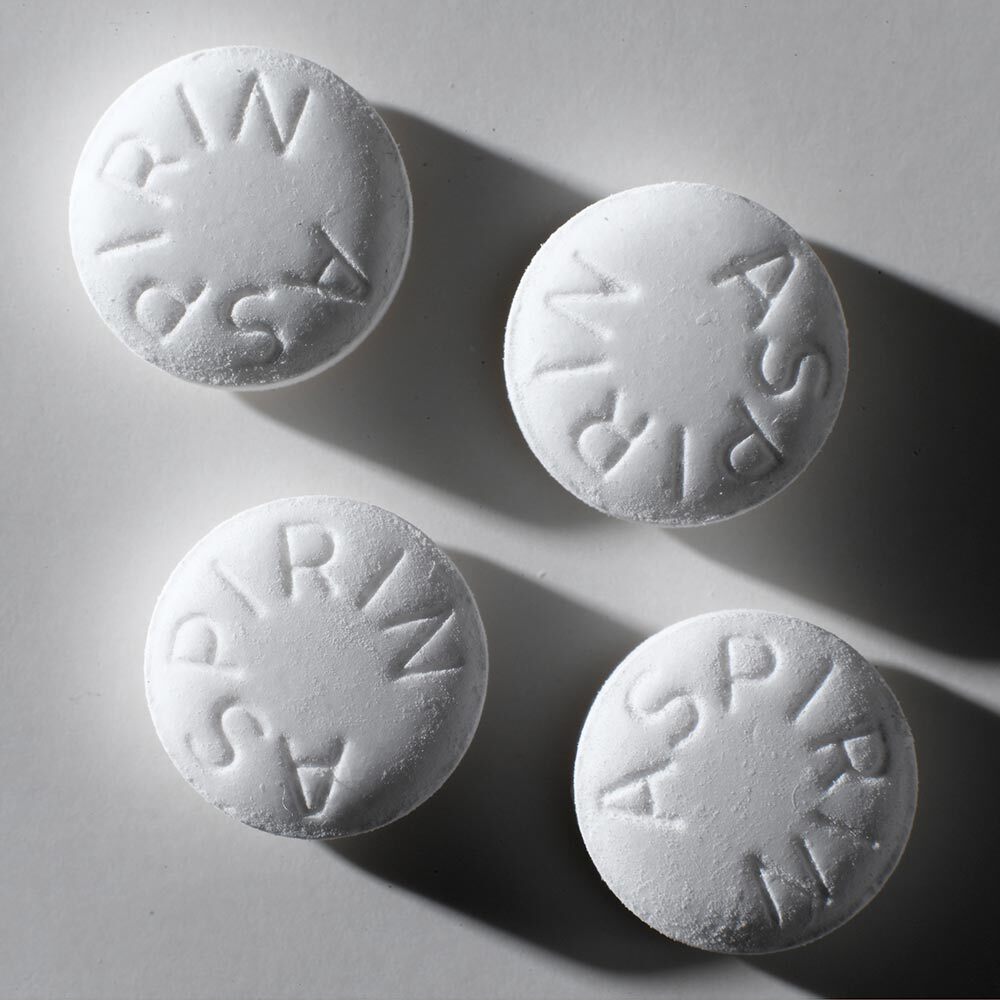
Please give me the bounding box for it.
[752,667,1000,998]
[241,111,595,528]
[324,557,998,992]
[677,248,1000,659]
[324,552,709,975]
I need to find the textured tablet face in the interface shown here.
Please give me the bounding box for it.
[145,497,488,838]
[505,183,847,525]
[574,611,917,953]
[70,47,411,388]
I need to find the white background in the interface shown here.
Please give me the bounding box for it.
[3,1,999,997]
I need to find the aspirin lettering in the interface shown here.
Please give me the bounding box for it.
[525,237,804,503]
[169,613,238,671]
[281,224,369,304]
[274,521,463,679]
[130,279,206,338]
[602,676,700,827]
[174,84,207,149]
[185,698,266,770]
[575,611,913,952]
[215,284,285,364]
[96,69,369,363]
[95,70,316,244]
[219,226,370,328]
[811,722,890,791]
[540,251,637,357]
[165,522,462,721]
[275,733,349,821]
[354,547,464,679]
[506,185,848,526]
[752,338,832,402]
[713,245,831,456]
[73,49,413,389]
[531,242,800,493]
[714,633,777,712]
[785,656,836,723]
[172,71,310,157]
[211,227,371,364]
[625,673,700,731]
[722,400,783,482]
[711,247,797,330]
[228,72,310,154]
[96,229,171,256]
[601,629,890,931]
[161,520,404,822]
[600,764,687,829]
[278,521,338,599]
[748,723,892,933]
[184,697,348,822]
[655,424,689,502]
[712,246,833,458]
[354,548,405,610]
[121,228,369,360]
[570,391,650,476]
[382,609,463,678]
[746,836,832,930]
[146,519,481,841]
[99,136,182,207]
[209,559,265,618]
[807,798,882,851]
[747,722,893,929]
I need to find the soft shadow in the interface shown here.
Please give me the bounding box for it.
[752,668,1000,998]
[678,248,1000,659]
[242,111,594,527]
[325,553,707,974]
[322,561,999,990]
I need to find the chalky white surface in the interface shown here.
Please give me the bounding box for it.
[145,497,487,838]
[12,5,998,997]
[574,611,917,953]
[69,46,411,388]
[505,183,848,525]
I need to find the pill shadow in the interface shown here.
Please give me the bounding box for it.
[323,552,708,975]
[751,667,1000,998]
[676,249,1000,659]
[241,111,595,527]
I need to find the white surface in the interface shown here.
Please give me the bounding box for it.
[574,611,916,953]
[145,497,487,838]
[70,46,411,387]
[505,184,846,525]
[3,1,999,997]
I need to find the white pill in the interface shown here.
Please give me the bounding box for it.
[70,47,411,388]
[574,611,917,953]
[504,183,848,525]
[145,497,487,838]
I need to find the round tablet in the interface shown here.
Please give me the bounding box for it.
[145,497,487,838]
[574,611,917,953]
[504,183,848,525]
[70,47,411,388]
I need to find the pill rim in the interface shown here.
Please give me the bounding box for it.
[144,495,489,839]
[503,182,849,527]
[68,46,413,391]
[572,608,918,953]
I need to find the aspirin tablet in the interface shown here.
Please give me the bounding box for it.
[504,183,848,525]
[574,611,917,953]
[145,497,487,838]
[70,47,411,388]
